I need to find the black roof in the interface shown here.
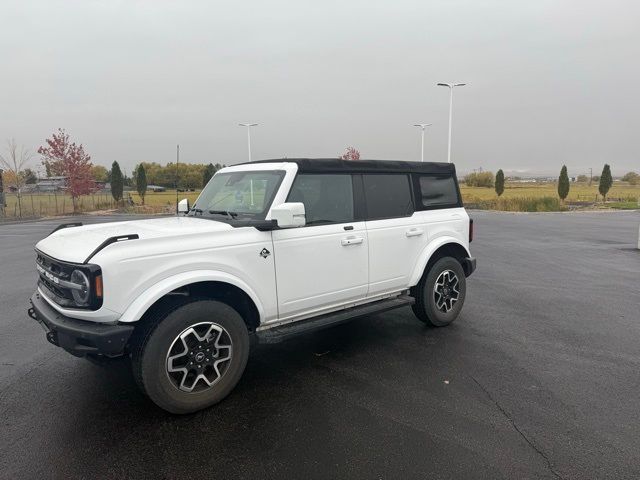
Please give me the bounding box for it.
[243,158,456,175]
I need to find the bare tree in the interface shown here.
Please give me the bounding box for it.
[0,139,33,217]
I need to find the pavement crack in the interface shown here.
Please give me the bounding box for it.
[469,374,564,480]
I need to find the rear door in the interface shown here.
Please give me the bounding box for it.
[271,173,368,320]
[362,173,426,296]
[412,172,468,251]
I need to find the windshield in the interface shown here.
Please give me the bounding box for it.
[190,170,285,220]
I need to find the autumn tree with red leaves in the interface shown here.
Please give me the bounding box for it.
[340,147,361,160]
[38,129,94,212]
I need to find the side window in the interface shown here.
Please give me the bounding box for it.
[417,175,459,208]
[363,174,414,220]
[287,174,354,225]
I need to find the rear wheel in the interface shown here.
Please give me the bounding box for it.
[412,256,466,327]
[131,299,249,414]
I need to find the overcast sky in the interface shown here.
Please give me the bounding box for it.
[2,0,639,176]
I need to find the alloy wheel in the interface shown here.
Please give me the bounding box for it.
[433,270,460,313]
[166,322,233,393]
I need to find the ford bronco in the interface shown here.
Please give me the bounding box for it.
[28,159,475,413]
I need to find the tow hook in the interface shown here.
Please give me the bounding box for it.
[27,307,37,321]
[46,331,59,346]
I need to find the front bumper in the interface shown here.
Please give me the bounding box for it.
[28,291,134,358]
[463,257,477,277]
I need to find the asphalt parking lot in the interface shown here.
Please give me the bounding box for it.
[1,211,639,479]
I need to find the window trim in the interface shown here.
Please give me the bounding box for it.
[361,173,415,221]
[352,174,366,221]
[285,172,358,227]
[412,173,463,211]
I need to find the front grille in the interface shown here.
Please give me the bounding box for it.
[38,279,75,308]
[36,253,70,281]
[40,276,66,298]
[36,252,76,307]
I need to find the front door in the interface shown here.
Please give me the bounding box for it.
[272,173,368,320]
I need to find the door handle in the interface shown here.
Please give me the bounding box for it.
[341,236,364,246]
[406,228,424,237]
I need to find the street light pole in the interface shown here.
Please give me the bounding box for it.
[437,82,466,163]
[175,144,179,214]
[413,123,432,162]
[239,123,258,161]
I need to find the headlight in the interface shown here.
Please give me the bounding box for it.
[70,269,91,306]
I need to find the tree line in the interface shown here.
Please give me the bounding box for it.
[128,162,222,204]
[2,128,637,214]
[0,129,226,212]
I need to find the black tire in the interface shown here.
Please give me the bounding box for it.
[131,298,250,414]
[412,256,466,327]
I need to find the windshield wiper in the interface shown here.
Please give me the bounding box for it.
[209,210,238,220]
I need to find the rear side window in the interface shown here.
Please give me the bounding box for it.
[287,174,354,225]
[363,174,414,220]
[417,175,460,208]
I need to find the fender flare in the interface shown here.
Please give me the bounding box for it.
[117,270,265,324]
[408,236,471,287]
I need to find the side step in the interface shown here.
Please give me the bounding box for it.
[256,295,415,344]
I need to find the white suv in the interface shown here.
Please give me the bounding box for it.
[28,159,476,413]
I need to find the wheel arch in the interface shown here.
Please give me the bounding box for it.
[409,238,471,287]
[119,271,264,332]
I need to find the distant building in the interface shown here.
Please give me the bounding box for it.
[36,176,68,192]
[509,178,537,183]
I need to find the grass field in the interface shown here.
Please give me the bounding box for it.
[1,190,202,218]
[462,182,640,211]
[460,182,640,204]
[2,182,639,219]
[129,190,201,207]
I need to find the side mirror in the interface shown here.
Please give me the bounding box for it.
[177,198,189,214]
[271,202,305,228]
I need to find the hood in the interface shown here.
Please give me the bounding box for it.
[35,216,233,264]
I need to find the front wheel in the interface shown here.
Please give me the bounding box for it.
[412,256,467,327]
[131,299,250,414]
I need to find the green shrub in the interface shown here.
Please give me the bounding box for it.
[599,164,612,201]
[464,171,494,188]
[495,169,505,196]
[111,161,123,203]
[622,171,639,185]
[558,165,570,201]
